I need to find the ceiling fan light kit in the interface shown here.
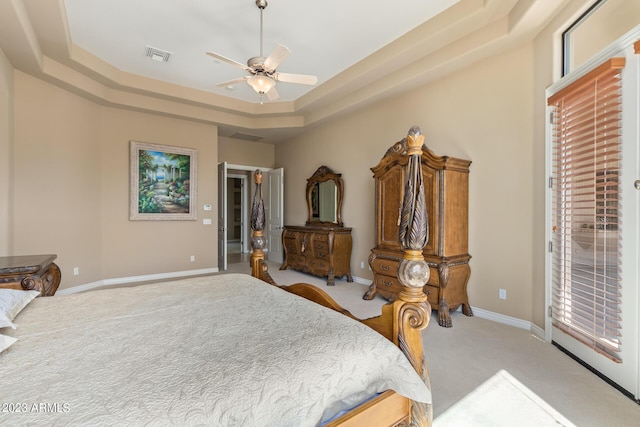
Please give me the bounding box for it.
[247,74,276,94]
[206,0,317,102]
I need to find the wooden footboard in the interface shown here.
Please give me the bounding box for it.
[325,391,410,427]
[249,127,433,427]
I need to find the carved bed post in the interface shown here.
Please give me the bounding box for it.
[250,170,276,284]
[394,126,433,426]
[250,170,266,278]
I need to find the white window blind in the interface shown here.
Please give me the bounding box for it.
[548,57,625,362]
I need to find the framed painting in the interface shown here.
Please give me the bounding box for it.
[130,141,197,220]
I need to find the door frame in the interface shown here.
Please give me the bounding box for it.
[218,163,275,270]
[544,27,640,399]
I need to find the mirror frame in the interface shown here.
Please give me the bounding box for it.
[305,165,344,227]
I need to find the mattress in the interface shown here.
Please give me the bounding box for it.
[0,273,430,426]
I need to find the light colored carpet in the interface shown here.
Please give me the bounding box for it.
[223,260,640,426]
[433,370,575,427]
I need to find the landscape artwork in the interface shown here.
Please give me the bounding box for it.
[130,141,197,220]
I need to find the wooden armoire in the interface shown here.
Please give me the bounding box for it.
[364,138,472,327]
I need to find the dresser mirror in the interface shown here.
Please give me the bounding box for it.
[306,166,344,227]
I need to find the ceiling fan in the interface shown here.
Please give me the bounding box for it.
[206,0,318,102]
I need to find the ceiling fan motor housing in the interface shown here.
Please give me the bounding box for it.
[247,56,268,73]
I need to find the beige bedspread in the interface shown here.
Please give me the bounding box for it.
[0,273,430,426]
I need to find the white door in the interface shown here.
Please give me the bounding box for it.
[217,162,228,271]
[267,168,284,264]
[546,37,639,398]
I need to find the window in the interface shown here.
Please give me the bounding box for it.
[548,58,624,361]
[562,0,640,76]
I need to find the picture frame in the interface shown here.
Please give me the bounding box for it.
[130,141,197,220]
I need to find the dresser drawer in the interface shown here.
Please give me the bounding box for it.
[311,240,329,260]
[288,255,307,269]
[375,274,403,299]
[371,258,399,277]
[310,258,330,274]
[283,238,299,254]
[424,284,438,306]
[312,233,329,242]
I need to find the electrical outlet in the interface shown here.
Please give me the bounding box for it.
[499,288,507,300]
[73,267,79,276]
[360,261,365,269]
[190,255,195,262]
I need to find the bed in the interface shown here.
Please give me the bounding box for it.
[0,127,433,427]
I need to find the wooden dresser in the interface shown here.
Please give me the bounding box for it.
[280,166,353,286]
[281,225,353,286]
[364,139,472,327]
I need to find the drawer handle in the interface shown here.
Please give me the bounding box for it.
[380,264,390,271]
[382,279,393,287]
[318,252,326,258]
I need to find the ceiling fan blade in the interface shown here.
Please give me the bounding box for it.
[275,72,318,86]
[215,77,249,87]
[263,45,291,72]
[266,86,279,101]
[206,51,250,71]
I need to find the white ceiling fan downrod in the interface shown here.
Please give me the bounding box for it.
[256,0,268,58]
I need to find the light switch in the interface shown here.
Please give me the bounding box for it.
[204,204,212,211]
[203,218,212,225]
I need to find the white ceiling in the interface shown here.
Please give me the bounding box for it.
[63,0,461,103]
[0,0,572,143]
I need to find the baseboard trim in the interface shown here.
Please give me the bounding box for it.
[473,307,546,340]
[56,267,219,295]
[348,279,547,340]
[351,275,370,286]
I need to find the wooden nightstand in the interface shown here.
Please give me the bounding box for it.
[0,254,61,296]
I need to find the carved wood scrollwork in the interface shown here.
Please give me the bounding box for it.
[21,262,61,296]
[397,299,432,427]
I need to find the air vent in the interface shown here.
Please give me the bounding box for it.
[144,45,172,62]
[230,132,263,142]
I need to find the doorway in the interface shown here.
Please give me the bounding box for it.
[545,27,640,400]
[227,173,248,265]
[217,162,284,270]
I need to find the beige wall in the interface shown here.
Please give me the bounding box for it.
[219,137,275,168]
[276,43,537,322]
[0,49,12,256]
[98,107,218,281]
[12,72,219,289]
[13,72,102,284]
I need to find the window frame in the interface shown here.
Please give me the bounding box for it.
[562,0,608,77]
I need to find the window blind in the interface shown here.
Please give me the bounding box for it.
[548,57,625,362]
